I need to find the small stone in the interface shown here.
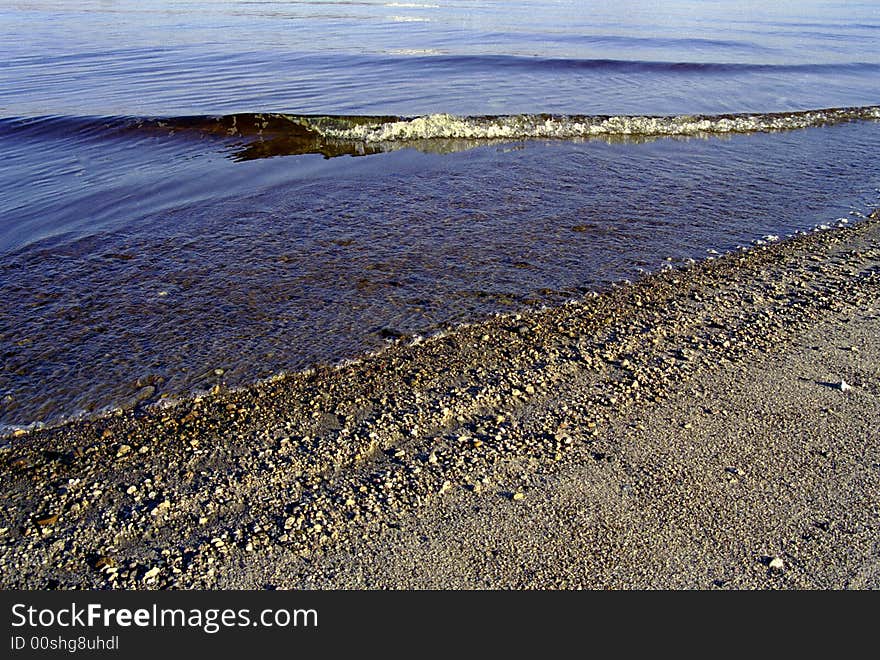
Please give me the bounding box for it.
[134,385,155,403]
[116,444,132,458]
[553,428,570,442]
[769,557,785,571]
[35,514,59,526]
[512,492,525,501]
[150,500,170,516]
[838,380,852,392]
[142,567,161,581]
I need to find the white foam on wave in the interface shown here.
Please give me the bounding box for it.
[387,48,442,55]
[314,106,880,143]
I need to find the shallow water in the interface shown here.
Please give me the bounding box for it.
[1,1,879,426]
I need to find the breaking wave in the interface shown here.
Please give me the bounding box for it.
[2,105,879,159]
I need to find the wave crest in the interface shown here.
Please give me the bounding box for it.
[2,106,878,160]
[312,106,880,142]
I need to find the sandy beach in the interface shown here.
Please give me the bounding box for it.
[1,211,878,590]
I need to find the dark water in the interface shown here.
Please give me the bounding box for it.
[1,1,879,428]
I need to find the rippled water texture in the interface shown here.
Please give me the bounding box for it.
[1,1,879,426]
[4,122,879,425]
[3,1,880,116]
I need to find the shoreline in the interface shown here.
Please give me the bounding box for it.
[0,215,862,438]
[1,210,878,589]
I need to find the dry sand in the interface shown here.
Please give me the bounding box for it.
[1,212,878,589]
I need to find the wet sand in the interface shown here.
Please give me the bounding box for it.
[1,211,878,589]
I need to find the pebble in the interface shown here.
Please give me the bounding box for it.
[133,386,155,405]
[35,514,59,526]
[142,567,161,581]
[151,500,170,516]
[512,492,525,501]
[838,380,852,392]
[768,557,785,571]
